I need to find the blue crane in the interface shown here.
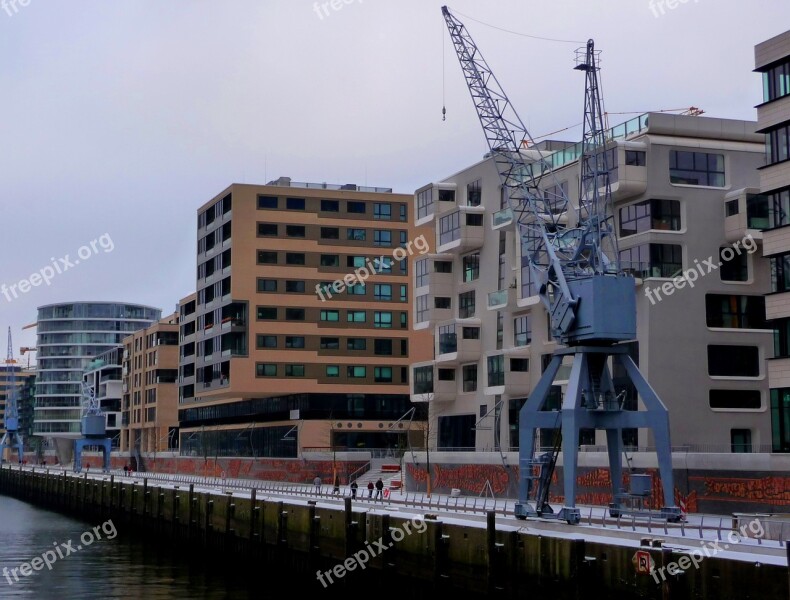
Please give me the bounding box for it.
[0,327,24,464]
[442,6,681,524]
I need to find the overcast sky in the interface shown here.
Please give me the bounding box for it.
[1,0,788,356]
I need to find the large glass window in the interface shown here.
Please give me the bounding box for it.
[775,318,790,358]
[347,228,366,241]
[414,366,433,394]
[467,179,481,206]
[257,251,277,264]
[416,188,433,219]
[320,227,339,240]
[719,247,748,282]
[347,310,366,323]
[462,364,478,392]
[320,254,340,267]
[286,252,305,265]
[765,122,790,165]
[286,197,305,211]
[285,336,305,349]
[321,199,339,212]
[257,279,277,293]
[514,316,531,346]
[762,60,790,103]
[415,295,429,323]
[374,367,392,383]
[669,150,725,187]
[707,345,760,377]
[770,388,790,452]
[487,354,505,387]
[374,311,392,328]
[463,252,480,282]
[459,291,476,319]
[374,203,391,220]
[347,366,366,378]
[374,230,392,247]
[767,188,790,229]
[770,253,790,292]
[709,390,762,410]
[374,339,392,355]
[257,196,277,209]
[438,324,457,354]
[439,211,461,245]
[619,243,682,278]
[347,201,366,214]
[256,307,277,320]
[416,259,429,288]
[438,415,475,449]
[347,338,366,351]
[257,223,278,236]
[619,199,681,236]
[374,284,392,301]
[285,281,305,293]
[256,363,277,377]
[320,310,340,322]
[705,294,767,329]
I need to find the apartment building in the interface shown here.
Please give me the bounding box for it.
[756,30,790,453]
[122,314,180,455]
[412,112,773,453]
[178,178,433,458]
[83,347,124,449]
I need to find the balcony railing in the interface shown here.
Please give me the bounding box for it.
[492,207,514,229]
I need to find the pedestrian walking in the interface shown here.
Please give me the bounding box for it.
[350,480,358,499]
[374,478,384,500]
[332,475,340,495]
[367,481,374,498]
[313,475,321,494]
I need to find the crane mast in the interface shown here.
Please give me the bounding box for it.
[442,6,681,523]
[0,327,24,463]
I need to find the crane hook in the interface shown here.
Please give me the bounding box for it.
[442,105,446,122]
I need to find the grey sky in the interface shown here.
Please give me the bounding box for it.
[1,0,788,355]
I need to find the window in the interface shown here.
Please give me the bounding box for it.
[374,284,392,301]
[709,390,761,410]
[326,365,340,378]
[347,338,366,351]
[496,311,504,349]
[347,282,366,295]
[439,211,461,245]
[374,203,391,220]
[256,307,277,320]
[346,310,366,323]
[463,252,480,282]
[256,335,277,349]
[374,367,393,383]
[726,199,739,217]
[257,279,277,292]
[285,364,305,377]
[439,189,455,202]
[258,223,278,236]
[374,339,392,355]
[707,345,759,377]
[731,429,752,453]
[285,336,305,349]
[619,199,681,236]
[619,244,682,279]
[347,201,366,214]
[438,368,455,381]
[320,254,340,267]
[414,366,433,394]
[467,179,481,206]
[459,291,476,318]
[375,257,392,273]
[775,318,790,358]
[625,150,646,166]
[347,256,367,268]
[670,150,725,187]
[400,285,407,302]
[514,316,531,346]
[257,196,277,209]
[746,193,769,229]
[462,327,480,339]
[510,358,529,372]
[768,188,790,229]
[399,204,407,221]
[401,339,408,355]
[286,225,305,238]
[347,228,366,241]
[466,213,483,226]
[435,261,452,273]
[285,308,305,321]
[462,364,478,392]
[416,188,434,219]
[762,59,790,103]
[438,324,457,354]
[320,310,340,322]
[286,197,305,210]
[416,295,429,323]
[286,252,305,265]
[720,247,748,281]
[435,297,451,309]
[257,251,277,264]
[439,414,475,449]
[374,311,392,328]
[320,337,339,350]
[770,388,790,452]
[321,227,339,240]
[705,295,767,329]
[321,199,339,212]
[285,281,305,293]
[487,355,505,387]
[771,253,790,292]
[400,312,407,329]
[347,366,366,378]
[374,230,392,247]
[256,363,277,377]
[766,122,790,165]
[416,259,429,288]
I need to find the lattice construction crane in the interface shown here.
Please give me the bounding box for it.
[0,328,24,463]
[441,6,681,524]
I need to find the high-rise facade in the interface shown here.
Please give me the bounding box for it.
[756,30,790,453]
[178,178,432,457]
[412,112,773,453]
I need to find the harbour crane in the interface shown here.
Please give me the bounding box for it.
[441,6,681,524]
[0,328,24,463]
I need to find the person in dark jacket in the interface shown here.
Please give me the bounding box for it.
[367,481,374,498]
[350,481,358,499]
[374,478,384,500]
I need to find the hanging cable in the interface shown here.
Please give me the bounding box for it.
[452,8,585,45]
[442,21,447,121]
